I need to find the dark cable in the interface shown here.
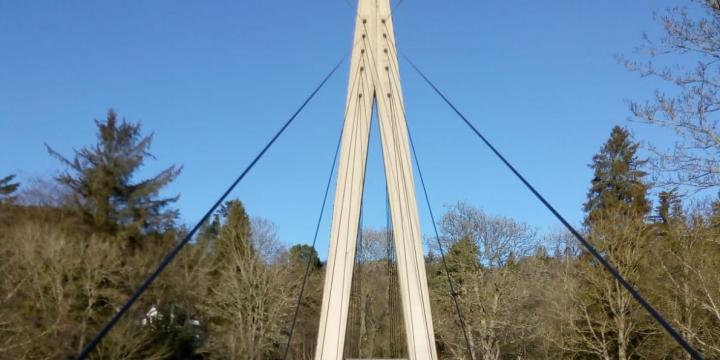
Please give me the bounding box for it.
[358,22,434,353]
[406,102,476,360]
[317,69,365,357]
[342,0,355,12]
[403,55,705,360]
[383,34,473,354]
[282,47,365,360]
[281,119,344,360]
[346,94,373,355]
[75,55,347,360]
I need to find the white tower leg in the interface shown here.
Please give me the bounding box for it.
[315,1,438,359]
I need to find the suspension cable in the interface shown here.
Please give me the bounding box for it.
[358,20,436,353]
[281,46,367,360]
[371,26,473,358]
[407,117,476,360]
[317,61,372,358]
[403,55,705,360]
[281,120,344,360]
[75,55,347,360]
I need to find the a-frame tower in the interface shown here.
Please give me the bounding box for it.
[315,0,438,359]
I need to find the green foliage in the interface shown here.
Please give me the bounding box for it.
[572,127,655,360]
[216,199,254,260]
[145,304,203,359]
[200,199,294,359]
[47,109,181,247]
[219,200,251,240]
[656,190,684,226]
[289,244,321,270]
[0,174,19,204]
[445,236,480,278]
[197,214,221,246]
[4,102,719,359]
[584,126,650,226]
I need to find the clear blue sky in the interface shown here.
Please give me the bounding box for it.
[0,0,684,258]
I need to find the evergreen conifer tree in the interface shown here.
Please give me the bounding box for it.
[197,214,221,245]
[0,174,19,204]
[217,200,253,258]
[571,126,653,360]
[47,109,181,247]
[445,236,480,278]
[656,190,683,226]
[289,244,321,270]
[204,199,291,357]
[584,126,650,225]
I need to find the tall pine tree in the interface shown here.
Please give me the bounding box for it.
[217,199,253,258]
[584,126,650,225]
[656,190,683,226]
[569,126,653,360]
[47,109,181,247]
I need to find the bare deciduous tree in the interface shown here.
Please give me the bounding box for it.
[622,0,720,191]
[0,219,172,359]
[432,202,537,360]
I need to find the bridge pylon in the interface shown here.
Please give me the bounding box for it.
[315,1,438,359]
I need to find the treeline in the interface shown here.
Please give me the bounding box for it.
[0,111,305,358]
[2,1,720,359]
[2,116,719,359]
